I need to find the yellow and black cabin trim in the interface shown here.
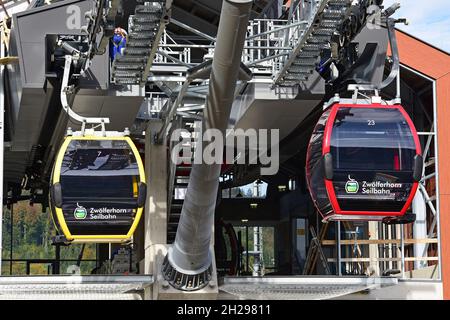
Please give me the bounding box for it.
[49,135,146,243]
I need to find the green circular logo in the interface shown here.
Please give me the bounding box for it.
[345,175,359,194]
[74,203,87,219]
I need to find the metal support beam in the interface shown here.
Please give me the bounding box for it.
[171,6,218,38]
[245,20,307,41]
[60,55,110,127]
[415,126,436,269]
[337,221,342,276]
[155,60,212,144]
[143,120,168,299]
[0,0,10,19]
[171,18,216,42]
[9,202,12,274]
[162,0,253,292]
[141,12,171,85]
[413,192,428,270]
[0,31,4,275]
[157,50,193,68]
[379,18,400,90]
[246,52,289,67]
[400,225,405,278]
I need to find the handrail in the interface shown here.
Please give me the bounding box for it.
[322,238,439,245]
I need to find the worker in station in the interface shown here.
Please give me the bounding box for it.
[110,27,128,61]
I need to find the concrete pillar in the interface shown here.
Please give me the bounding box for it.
[96,244,110,271]
[275,221,291,274]
[413,191,427,270]
[163,0,252,292]
[134,209,145,272]
[144,120,168,299]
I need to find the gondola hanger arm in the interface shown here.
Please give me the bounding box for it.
[347,4,407,102]
[60,55,110,128]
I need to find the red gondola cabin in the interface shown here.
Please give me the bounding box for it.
[306,100,423,223]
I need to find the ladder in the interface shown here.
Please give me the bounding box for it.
[166,119,197,243]
[112,0,170,85]
[341,221,367,275]
[274,0,377,86]
[303,223,331,275]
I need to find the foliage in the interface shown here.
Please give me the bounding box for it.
[234,226,275,275]
[1,201,96,275]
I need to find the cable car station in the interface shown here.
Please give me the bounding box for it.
[0,0,449,300]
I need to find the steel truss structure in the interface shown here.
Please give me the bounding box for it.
[0,0,444,299]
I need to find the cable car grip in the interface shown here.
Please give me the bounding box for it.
[60,54,110,133]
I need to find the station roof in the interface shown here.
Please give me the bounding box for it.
[394,24,450,302]
[0,0,30,20]
[395,29,450,80]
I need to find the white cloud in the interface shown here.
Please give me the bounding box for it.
[383,0,450,52]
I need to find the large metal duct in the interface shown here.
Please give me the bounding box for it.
[162,0,252,291]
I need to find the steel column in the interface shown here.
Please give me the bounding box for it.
[0,29,4,275]
[162,0,253,291]
[337,221,342,276]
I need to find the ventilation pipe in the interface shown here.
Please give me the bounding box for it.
[162,0,252,291]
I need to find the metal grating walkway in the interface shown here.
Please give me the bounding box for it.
[219,276,398,300]
[0,275,153,300]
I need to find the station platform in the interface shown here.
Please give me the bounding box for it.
[219,276,399,300]
[0,275,153,300]
[0,275,442,300]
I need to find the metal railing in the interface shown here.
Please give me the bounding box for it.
[1,259,97,276]
[318,124,440,280]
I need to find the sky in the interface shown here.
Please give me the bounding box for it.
[383,0,450,52]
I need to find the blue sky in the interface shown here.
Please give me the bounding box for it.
[384,0,450,52]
